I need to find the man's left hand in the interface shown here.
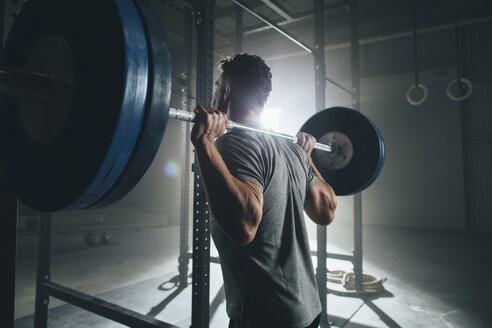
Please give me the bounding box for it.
[296,132,316,157]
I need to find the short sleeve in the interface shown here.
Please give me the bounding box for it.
[305,151,318,192]
[215,133,265,191]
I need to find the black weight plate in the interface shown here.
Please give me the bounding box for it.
[0,0,148,212]
[300,107,385,195]
[93,0,172,208]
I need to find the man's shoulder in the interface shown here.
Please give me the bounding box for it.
[216,131,261,149]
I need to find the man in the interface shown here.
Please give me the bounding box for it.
[191,54,337,328]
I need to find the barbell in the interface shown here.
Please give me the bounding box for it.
[0,0,385,212]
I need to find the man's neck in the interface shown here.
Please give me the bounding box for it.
[227,107,261,124]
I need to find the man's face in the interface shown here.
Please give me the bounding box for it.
[212,74,228,114]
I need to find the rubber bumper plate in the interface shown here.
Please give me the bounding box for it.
[300,107,385,195]
[0,0,148,211]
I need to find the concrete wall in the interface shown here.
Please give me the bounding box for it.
[357,70,466,230]
[232,5,492,232]
[261,53,467,231]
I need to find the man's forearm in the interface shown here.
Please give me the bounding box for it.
[304,157,338,225]
[193,139,262,246]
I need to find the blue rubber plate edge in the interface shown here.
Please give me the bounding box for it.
[353,117,386,194]
[63,0,148,210]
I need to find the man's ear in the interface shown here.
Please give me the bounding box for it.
[224,84,232,102]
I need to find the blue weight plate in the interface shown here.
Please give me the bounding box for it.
[0,0,148,212]
[93,0,172,208]
[361,119,385,191]
[300,107,385,196]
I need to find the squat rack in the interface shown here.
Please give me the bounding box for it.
[0,0,215,327]
[0,0,363,327]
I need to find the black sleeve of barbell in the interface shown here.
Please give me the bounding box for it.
[169,107,332,153]
[0,67,55,101]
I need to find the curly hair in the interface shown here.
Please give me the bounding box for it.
[218,53,272,112]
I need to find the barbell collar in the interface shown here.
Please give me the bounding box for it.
[168,107,333,153]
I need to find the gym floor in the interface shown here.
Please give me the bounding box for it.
[13,211,492,328]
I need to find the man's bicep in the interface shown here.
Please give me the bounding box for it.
[242,180,263,207]
[304,180,321,219]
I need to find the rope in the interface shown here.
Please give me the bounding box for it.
[326,270,386,296]
[412,0,420,86]
[407,0,428,106]
[453,0,462,82]
[446,0,473,101]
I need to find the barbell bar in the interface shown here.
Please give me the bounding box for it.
[0,69,333,154]
[0,0,385,212]
[168,107,333,153]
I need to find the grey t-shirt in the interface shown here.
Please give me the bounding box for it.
[212,127,321,328]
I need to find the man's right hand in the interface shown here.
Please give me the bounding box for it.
[296,132,316,158]
[191,105,229,146]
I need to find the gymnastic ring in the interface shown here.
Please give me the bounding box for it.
[406,83,428,106]
[447,78,473,102]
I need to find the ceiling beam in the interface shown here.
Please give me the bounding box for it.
[242,0,350,35]
[261,0,294,21]
[232,0,313,53]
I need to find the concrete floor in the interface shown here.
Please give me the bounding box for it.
[12,213,492,328]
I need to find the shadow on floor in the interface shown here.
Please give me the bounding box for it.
[365,299,402,328]
[329,289,402,328]
[147,287,186,317]
[147,274,190,317]
[210,285,225,319]
[146,273,226,321]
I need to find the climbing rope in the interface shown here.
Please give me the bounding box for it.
[326,270,386,296]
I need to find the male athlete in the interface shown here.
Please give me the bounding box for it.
[191,54,337,328]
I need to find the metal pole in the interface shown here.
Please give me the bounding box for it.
[0,0,4,49]
[234,5,243,53]
[313,0,329,326]
[453,0,472,232]
[178,6,194,289]
[191,0,215,326]
[34,213,52,328]
[0,68,55,101]
[349,0,364,291]
[40,282,179,328]
[0,173,17,328]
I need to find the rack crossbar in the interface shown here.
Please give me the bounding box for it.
[311,250,355,262]
[41,281,180,328]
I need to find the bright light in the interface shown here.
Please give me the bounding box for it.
[164,160,180,178]
[261,107,283,131]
